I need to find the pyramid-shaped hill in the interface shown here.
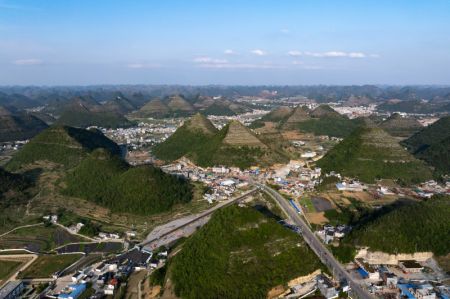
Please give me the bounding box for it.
[317,126,432,184]
[152,113,218,162]
[380,113,423,138]
[402,116,450,175]
[102,96,136,114]
[0,106,48,142]
[6,125,122,171]
[166,95,195,113]
[184,113,219,135]
[249,106,294,129]
[63,149,192,215]
[283,105,311,127]
[153,115,286,168]
[310,105,342,118]
[136,98,170,117]
[223,120,267,148]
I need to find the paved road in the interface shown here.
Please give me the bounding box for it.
[139,188,257,248]
[256,183,372,299]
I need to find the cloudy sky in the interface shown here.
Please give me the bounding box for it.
[1,0,450,85]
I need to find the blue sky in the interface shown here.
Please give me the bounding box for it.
[1,0,450,85]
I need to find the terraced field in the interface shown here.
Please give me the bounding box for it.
[0,225,86,252]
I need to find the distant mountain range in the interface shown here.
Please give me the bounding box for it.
[133,95,250,118]
[153,113,288,168]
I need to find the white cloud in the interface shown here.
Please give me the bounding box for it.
[304,51,369,58]
[348,52,366,58]
[280,28,290,34]
[288,50,302,57]
[197,63,282,69]
[193,56,228,64]
[292,60,303,65]
[224,49,237,55]
[250,49,267,56]
[127,63,161,69]
[13,58,42,65]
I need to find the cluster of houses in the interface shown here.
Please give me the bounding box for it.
[0,140,27,152]
[317,224,352,244]
[160,160,251,203]
[415,180,450,198]
[353,257,449,299]
[39,246,164,299]
[268,162,322,197]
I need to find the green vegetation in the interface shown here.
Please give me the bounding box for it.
[0,260,22,280]
[316,175,340,192]
[202,102,236,116]
[317,127,432,184]
[344,195,450,255]
[379,114,422,138]
[170,205,323,299]
[149,264,167,286]
[402,116,450,175]
[0,106,48,142]
[154,115,285,168]
[56,110,133,129]
[0,167,30,196]
[297,117,361,138]
[18,254,82,278]
[330,245,357,264]
[6,125,121,171]
[63,150,193,215]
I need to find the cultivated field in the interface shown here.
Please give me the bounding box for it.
[18,254,82,279]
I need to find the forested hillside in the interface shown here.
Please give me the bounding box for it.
[64,150,193,215]
[6,126,122,171]
[344,195,450,255]
[170,206,323,299]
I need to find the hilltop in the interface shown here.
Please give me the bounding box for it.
[153,114,286,168]
[63,149,193,215]
[402,116,450,175]
[184,113,218,135]
[282,105,311,129]
[55,96,132,128]
[250,106,293,128]
[251,104,362,137]
[0,106,48,142]
[6,125,121,171]
[344,195,450,256]
[169,205,323,299]
[296,105,360,138]
[134,95,194,118]
[223,120,267,148]
[317,126,432,184]
[309,105,342,118]
[379,113,423,138]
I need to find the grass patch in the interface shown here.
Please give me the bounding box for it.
[18,254,82,279]
[299,196,316,213]
[0,260,23,280]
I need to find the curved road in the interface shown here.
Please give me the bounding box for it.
[256,182,372,299]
